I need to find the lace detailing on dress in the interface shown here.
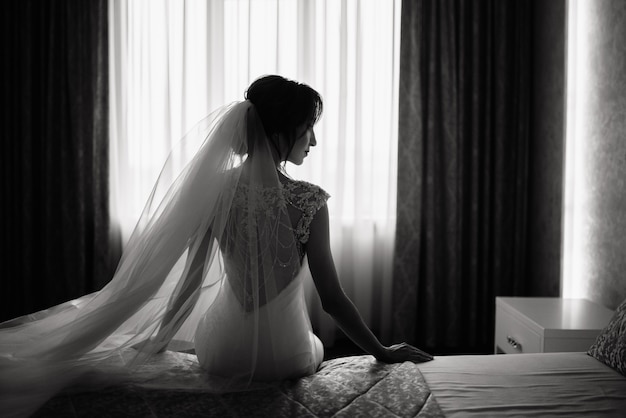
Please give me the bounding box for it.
[221,178,329,311]
[281,180,330,248]
[229,178,330,256]
[230,182,287,216]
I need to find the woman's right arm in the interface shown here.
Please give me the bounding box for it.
[306,204,433,363]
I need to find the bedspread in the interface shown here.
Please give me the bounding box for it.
[35,354,443,417]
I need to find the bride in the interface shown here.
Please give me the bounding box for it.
[0,75,432,416]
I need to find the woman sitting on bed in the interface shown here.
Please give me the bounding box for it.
[0,75,431,415]
[169,75,433,380]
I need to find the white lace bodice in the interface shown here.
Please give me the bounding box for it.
[280,179,330,255]
[228,178,330,259]
[220,176,329,310]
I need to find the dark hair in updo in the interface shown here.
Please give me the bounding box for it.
[245,75,323,159]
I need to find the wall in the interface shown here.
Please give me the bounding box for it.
[564,0,626,310]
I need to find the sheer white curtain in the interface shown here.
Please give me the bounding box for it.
[109,0,401,345]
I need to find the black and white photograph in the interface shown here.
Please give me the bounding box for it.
[1,0,625,417]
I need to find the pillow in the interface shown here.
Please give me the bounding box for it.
[588,298,626,376]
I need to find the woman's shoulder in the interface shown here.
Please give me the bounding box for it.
[283,178,329,197]
[281,178,330,213]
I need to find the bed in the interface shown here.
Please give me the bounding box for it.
[420,352,626,417]
[33,299,626,417]
[30,351,624,417]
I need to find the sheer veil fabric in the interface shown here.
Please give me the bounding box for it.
[0,101,324,416]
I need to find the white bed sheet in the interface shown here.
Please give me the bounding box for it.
[418,352,626,417]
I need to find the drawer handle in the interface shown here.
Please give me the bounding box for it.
[507,335,522,350]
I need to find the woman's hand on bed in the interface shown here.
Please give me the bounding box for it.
[378,342,434,363]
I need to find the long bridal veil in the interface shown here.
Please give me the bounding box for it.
[0,101,320,416]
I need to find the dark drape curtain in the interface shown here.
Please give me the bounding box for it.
[393,0,531,354]
[0,0,120,322]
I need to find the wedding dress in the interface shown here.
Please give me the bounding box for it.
[0,101,328,416]
[196,176,328,381]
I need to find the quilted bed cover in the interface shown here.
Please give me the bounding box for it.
[34,354,443,417]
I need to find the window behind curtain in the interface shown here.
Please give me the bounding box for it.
[109,0,401,344]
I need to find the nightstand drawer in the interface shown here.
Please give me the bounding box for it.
[495,305,542,354]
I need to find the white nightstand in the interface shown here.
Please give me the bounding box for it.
[495,297,614,354]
